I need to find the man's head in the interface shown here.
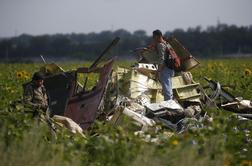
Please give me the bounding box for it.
[32,72,44,87]
[152,29,163,42]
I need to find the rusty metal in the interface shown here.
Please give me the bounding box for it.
[166,37,200,71]
[42,59,114,130]
[64,59,114,129]
[40,37,120,130]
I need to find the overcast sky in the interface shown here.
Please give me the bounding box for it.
[0,0,252,37]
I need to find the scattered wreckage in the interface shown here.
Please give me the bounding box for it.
[25,37,252,138]
[107,37,207,133]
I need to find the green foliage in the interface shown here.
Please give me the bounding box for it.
[0,60,252,166]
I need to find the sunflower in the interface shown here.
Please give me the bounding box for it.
[244,68,252,76]
[22,71,30,79]
[16,71,24,79]
[16,70,30,79]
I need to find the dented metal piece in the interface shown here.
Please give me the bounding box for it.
[35,38,121,130]
[40,59,114,130]
[64,59,114,129]
[204,77,235,102]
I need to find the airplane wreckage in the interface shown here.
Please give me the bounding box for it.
[24,37,252,137]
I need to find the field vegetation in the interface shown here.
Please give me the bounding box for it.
[0,59,252,166]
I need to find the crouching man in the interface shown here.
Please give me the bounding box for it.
[23,72,48,115]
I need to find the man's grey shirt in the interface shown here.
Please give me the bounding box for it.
[156,42,172,65]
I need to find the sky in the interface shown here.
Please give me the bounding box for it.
[0,0,252,37]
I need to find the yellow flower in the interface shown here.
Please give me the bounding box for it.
[244,69,252,76]
[16,70,30,79]
[171,139,179,146]
[16,71,24,79]
[22,71,30,79]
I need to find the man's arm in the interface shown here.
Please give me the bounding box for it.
[153,43,166,81]
[23,86,42,109]
[156,43,166,71]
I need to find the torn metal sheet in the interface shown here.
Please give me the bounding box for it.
[166,37,200,71]
[41,59,114,130]
[35,38,120,130]
[64,59,114,129]
[204,77,236,102]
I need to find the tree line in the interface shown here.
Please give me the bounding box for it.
[0,23,252,62]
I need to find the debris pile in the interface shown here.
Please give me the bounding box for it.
[106,63,208,135]
[23,37,252,140]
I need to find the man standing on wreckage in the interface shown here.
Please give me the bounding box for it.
[148,29,180,101]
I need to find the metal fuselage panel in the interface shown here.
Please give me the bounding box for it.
[64,59,114,129]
